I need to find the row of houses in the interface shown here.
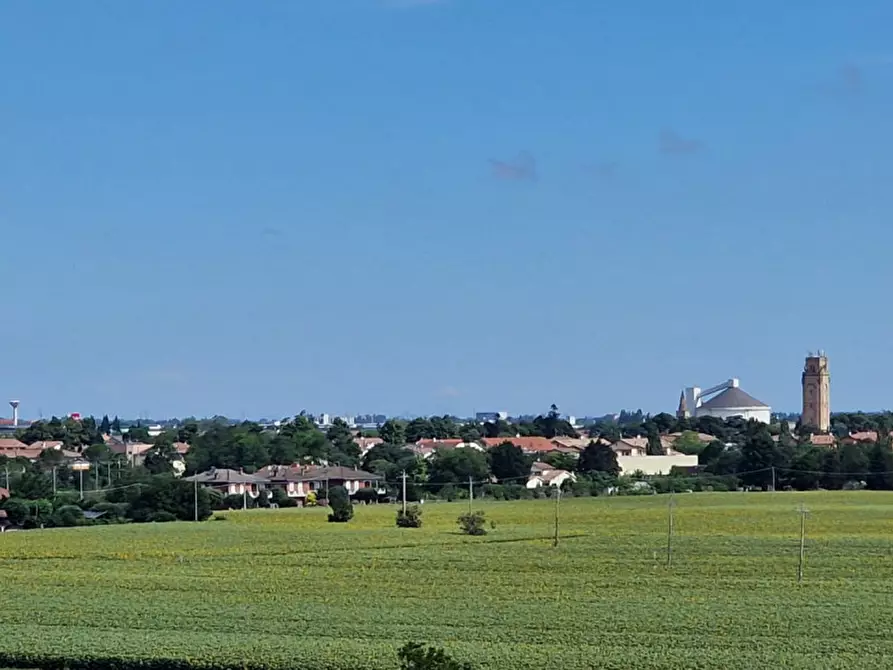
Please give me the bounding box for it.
[0,436,189,465]
[388,434,704,475]
[186,465,385,502]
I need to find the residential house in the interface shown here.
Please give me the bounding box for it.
[410,439,484,460]
[257,464,384,502]
[186,468,269,498]
[481,437,568,457]
[0,439,45,461]
[610,438,648,457]
[526,462,576,490]
[807,434,836,447]
[354,436,383,457]
[840,431,885,445]
[108,442,155,466]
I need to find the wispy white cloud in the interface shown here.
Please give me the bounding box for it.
[659,129,704,156]
[490,151,537,181]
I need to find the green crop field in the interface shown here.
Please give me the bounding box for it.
[2,492,893,669]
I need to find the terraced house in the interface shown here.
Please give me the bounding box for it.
[255,464,385,503]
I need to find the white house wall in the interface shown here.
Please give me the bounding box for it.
[617,455,699,476]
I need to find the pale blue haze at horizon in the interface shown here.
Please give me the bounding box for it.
[2,0,892,419]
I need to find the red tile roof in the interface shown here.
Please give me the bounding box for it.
[0,439,27,450]
[481,437,558,453]
[416,439,464,448]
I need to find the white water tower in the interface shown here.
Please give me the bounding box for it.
[9,400,19,428]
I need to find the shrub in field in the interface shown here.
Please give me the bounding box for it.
[327,485,353,523]
[271,488,297,508]
[1,498,30,525]
[305,491,318,506]
[399,642,473,670]
[49,505,84,527]
[396,504,423,528]
[457,511,487,536]
[222,494,245,509]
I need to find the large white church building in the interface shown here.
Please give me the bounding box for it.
[676,378,771,424]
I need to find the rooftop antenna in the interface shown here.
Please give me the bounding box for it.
[8,400,19,428]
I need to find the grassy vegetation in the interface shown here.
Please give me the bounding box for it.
[2,492,893,669]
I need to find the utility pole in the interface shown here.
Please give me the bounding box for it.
[52,467,57,496]
[666,494,677,568]
[95,464,99,491]
[468,476,473,513]
[107,462,112,487]
[242,488,247,510]
[4,466,8,491]
[798,503,809,584]
[552,486,561,547]
[771,466,776,492]
[79,469,84,500]
[401,470,407,515]
[193,478,199,522]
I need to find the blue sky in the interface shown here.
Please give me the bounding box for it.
[3,0,893,420]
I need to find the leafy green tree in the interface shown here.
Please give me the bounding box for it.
[405,418,434,444]
[127,477,211,522]
[428,448,490,488]
[458,423,481,443]
[541,451,578,472]
[577,441,620,476]
[84,443,112,462]
[99,415,111,435]
[326,419,360,467]
[788,446,824,490]
[12,472,53,500]
[531,404,578,439]
[2,498,30,525]
[672,431,706,455]
[125,425,151,443]
[379,419,407,446]
[651,412,676,433]
[173,420,197,444]
[489,442,532,482]
[111,416,122,433]
[739,424,784,488]
[482,419,517,439]
[839,443,869,479]
[646,431,665,456]
[867,442,893,490]
[327,485,353,523]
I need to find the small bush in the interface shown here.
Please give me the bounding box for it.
[327,485,353,523]
[396,505,423,528]
[457,511,487,536]
[399,642,473,670]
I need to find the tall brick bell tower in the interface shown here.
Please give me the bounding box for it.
[801,352,830,433]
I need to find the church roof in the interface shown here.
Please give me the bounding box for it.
[699,386,768,410]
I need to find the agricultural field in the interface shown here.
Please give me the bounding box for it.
[2,492,893,669]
